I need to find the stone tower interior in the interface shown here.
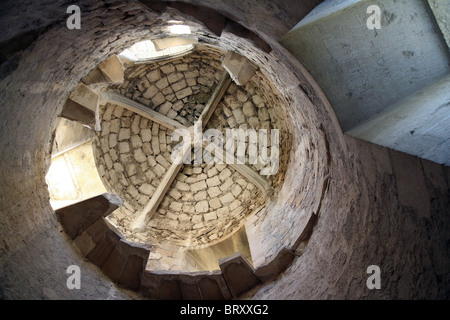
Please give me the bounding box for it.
[0,0,449,301]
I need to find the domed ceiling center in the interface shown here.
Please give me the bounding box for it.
[93,45,291,249]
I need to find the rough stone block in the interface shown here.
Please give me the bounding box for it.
[146,69,161,83]
[141,128,152,142]
[158,101,173,115]
[56,193,123,239]
[109,133,118,148]
[85,218,125,268]
[143,85,158,99]
[152,92,165,107]
[119,142,130,154]
[222,51,258,86]
[258,107,270,121]
[169,201,183,211]
[130,134,142,148]
[219,253,260,298]
[206,176,221,187]
[195,200,209,213]
[156,77,169,90]
[209,198,222,209]
[252,95,264,106]
[203,211,217,221]
[118,128,131,141]
[390,150,430,219]
[254,248,295,282]
[140,270,231,300]
[185,70,199,78]
[73,230,96,257]
[139,183,155,196]
[220,178,234,192]
[61,99,96,127]
[218,168,232,181]
[207,187,221,198]
[110,118,120,133]
[98,55,124,83]
[134,148,147,163]
[191,180,207,192]
[236,90,248,103]
[242,101,256,117]
[171,79,187,92]
[161,64,176,74]
[102,239,150,289]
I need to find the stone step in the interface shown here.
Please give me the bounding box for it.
[254,248,295,282]
[98,55,125,84]
[55,193,122,239]
[140,270,231,300]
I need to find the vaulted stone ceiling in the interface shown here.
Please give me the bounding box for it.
[91,45,291,271]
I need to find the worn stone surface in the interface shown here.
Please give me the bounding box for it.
[140,270,231,300]
[55,193,122,239]
[246,137,450,300]
[92,46,292,273]
[254,248,295,282]
[219,253,261,297]
[102,239,151,289]
[1,0,449,301]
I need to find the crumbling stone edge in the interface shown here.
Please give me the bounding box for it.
[56,192,320,299]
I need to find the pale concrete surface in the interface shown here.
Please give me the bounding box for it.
[348,73,450,165]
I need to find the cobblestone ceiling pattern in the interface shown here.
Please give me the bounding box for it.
[93,47,291,248]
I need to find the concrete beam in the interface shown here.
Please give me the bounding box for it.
[254,248,295,282]
[347,73,450,165]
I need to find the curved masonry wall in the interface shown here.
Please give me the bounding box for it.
[92,46,292,271]
[0,0,448,300]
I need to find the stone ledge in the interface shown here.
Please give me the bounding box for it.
[140,270,231,300]
[55,193,122,239]
[74,217,151,290]
[219,252,261,298]
[102,238,151,290]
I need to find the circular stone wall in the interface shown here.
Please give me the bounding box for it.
[92,46,291,254]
